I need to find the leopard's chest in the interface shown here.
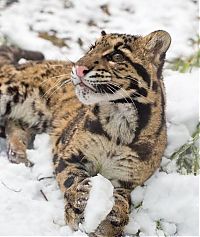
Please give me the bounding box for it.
[77,134,138,185]
[76,104,139,180]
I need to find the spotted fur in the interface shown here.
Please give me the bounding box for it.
[0,30,171,236]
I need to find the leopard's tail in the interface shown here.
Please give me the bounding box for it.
[0,45,44,67]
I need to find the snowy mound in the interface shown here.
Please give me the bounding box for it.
[80,174,114,233]
[126,172,199,236]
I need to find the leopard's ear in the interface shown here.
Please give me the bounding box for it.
[101,30,107,36]
[143,30,171,65]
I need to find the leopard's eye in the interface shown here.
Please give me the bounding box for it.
[111,53,124,62]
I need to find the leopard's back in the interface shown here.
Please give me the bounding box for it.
[0,60,82,133]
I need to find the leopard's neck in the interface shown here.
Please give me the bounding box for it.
[92,102,138,144]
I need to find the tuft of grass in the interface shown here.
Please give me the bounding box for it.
[0,34,10,46]
[168,35,200,73]
[38,31,70,48]
[171,123,200,175]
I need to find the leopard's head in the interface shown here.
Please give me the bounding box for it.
[71,30,171,105]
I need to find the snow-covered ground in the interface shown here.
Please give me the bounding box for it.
[0,0,199,236]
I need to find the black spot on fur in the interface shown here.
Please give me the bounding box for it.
[132,86,148,97]
[52,153,58,164]
[5,101,11,115]
[67,153,84,164]
[5,79,13,85]
[13,93,19,103]
[73,207,83,214]
[123,44,132,52]
[64,176,75,188]
[84,116,110,140]
[156,92,166,136]
[92,105,99,116]
[131,142,152,161]
[21,81,29,88]
[38,111,44,117]
[0,126,5,138]
[59,107,86,145]
[157,53,166,79]
[32,101,36,111]
[132,101,151,141]
[132,63,151,87]
[55,158,68,174]
[118,180,134,189]
[152,81,158,92]
[43,120,49,131]
[7,86,18,95]
[114,42,123,51]
[105,116,110,123]
[121,53,151,87]
[38,86,45,97]
[116,137,121,145]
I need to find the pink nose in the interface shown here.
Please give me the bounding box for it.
[75,65,89,78]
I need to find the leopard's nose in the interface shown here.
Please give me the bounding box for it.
[75,65,89,78]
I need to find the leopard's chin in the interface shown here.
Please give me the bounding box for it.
[75,85,97,105]
[75,85,110,105]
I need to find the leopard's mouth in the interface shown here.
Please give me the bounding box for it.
[75,79,97,93]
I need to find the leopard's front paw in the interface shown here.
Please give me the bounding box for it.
[107,206,129,227]
[64,178,91,230]
[74,178,91,212]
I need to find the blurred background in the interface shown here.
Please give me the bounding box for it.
[0,0,199,64]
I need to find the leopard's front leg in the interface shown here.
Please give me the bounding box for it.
[53,150,92,230]
[90,187,131,237]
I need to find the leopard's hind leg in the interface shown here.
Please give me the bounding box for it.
[0,46,51,166]
[5,120,34,167]
[0,45,44,66]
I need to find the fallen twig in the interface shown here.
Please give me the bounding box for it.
[38,176,55,181]
[40,189,48,201]
[1,180,22,192]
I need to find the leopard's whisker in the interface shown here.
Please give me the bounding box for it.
[108,81,151,104]
[106,82,134,103]
[132,91,153,103]
[42,78,64,98]
[40,74,69,86]
[106,84,132,104]
[102,88,113,103]
[42,78,71,98]
[45,80,71,100]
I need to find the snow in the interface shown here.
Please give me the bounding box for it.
[0,0,198,61]
[126,172,199,236]
[164,69,199,157]
[80,174,114,234]
[0,0,199,236]
[0,135,67,236]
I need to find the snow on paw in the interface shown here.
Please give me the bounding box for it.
[80,174,114,234]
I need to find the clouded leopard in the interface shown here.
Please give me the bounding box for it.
[0,30,171,236]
